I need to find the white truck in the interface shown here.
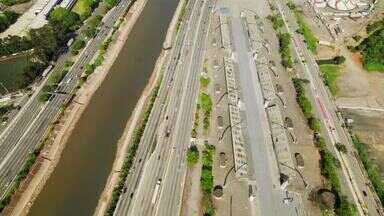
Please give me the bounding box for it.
[151,179,162,204]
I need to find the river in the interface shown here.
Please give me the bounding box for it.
[28,0,178,215]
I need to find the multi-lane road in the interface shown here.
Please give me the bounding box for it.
[275,0,383,215]
[0,0,134,199]
[113,0,212,215]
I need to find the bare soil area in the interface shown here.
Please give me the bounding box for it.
[9,0,36,14]
[342,109,384,176]
[336,48,384,108]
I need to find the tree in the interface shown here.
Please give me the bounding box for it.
[0,35,31,56]
[333,56,345,65]
[22,61,46,85]
[71,38,86,54]
[49,7,80,33]
[357,29,384,71]
[29,25,58,61]
[0,10,19,32]
[48,7,80,44]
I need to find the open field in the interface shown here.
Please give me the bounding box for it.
[343,109,384,176]
[0,55,29,93]
[336,48,384,108]
[319,64,341,96]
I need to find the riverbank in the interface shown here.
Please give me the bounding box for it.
[4,0,148,215]
[92,0,187,214]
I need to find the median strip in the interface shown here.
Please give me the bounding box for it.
[105,84,159,215]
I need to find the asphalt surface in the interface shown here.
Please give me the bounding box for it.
[227,6,297,215]
[113,0,212,215]
[275,0,384,215]
[0,0,134,200]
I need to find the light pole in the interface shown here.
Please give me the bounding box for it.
[218,120,242,142]
[223,162,247,187]
[279,162,308,188]
[270,121,297,144]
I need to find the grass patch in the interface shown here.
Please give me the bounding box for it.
[319,64,341,96]
[199,92,212,113]
[199,76,210,88]
[199,93,212,131]
[0,55,29,93]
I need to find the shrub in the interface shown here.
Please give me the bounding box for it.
[335,195,357,216]
[278,32,293,68]
[200,76,210,88]
[186,145,199,167]
[335,143,347,153]
[267,14,284,30]
[199,93,212,113]
[71,38,86,54]
[308,117,321,132]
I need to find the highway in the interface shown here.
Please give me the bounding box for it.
[275,0,384,215]
[0,0,135,200]
[113,0,212,215]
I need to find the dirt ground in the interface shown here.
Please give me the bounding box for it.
[342,109,384,176]
[8,0,36,14]
[336,48,384,108]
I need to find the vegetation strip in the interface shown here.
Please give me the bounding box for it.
[199,92,212,131]
[292,78,320,132]
[200,143,215,216]
[267,12,293,69]
[105,84,160,215]
[292,78,356,215]
[278,32,293,68]
[287,2,318,53]
[351,135,384,204]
